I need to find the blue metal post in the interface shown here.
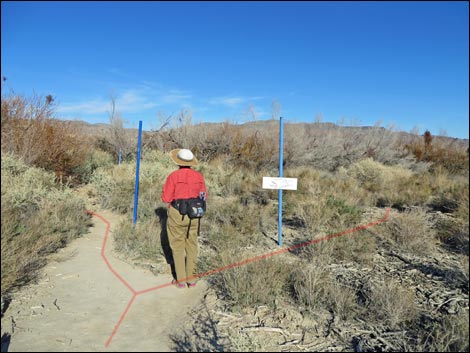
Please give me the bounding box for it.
[133,121,143,224]
[278,116,284,247]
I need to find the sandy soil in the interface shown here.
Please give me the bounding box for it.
[1,209,208,352]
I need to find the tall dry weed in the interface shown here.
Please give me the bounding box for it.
[380,208,437,255]
[326,280,360,321]
[366,278,418,329]
[413,310,469,352]
[290,259,330,312]
[211,250,292,309]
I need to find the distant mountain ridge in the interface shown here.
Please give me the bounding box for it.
[61,118,469,144]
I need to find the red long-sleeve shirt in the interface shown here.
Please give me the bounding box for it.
[161,167,207,204]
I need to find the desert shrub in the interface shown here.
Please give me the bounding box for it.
[329,229,378,264]
[282,122,401,169]
[403,132,469,175]
[376,172,433,209]
[113,218,164,261]
[209,199,263,236]
[1,153,58,211]
[411,311,469,352]
[379,208,437,255]
[454,183,469,224]
[434,216,469,255]
[90,166,135,213]
[95,136,117,157]
[190,121,235,162]
[283,167,364,235]
[1,154,90,295]
[211,250,292,309]
[227,328,263,352]
[89,149,184,214]
[1,92,91,183]
[380,167,467,211]
[202,196,270,256]
[428,174,469,215]
[289,259,330,312]
[365,278,418,329]
[346,158,389,192]
[71,148,115,184]
[326,280,361,321]
[228,129,278,170]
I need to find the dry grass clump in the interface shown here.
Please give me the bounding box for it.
[434,214,469,256]
[208,198,270,241]
[283,167,367,238]
[2,153,59,210]
[326,280,361,321]
[113,218,164,262]
[379,208,437,255]
[227,328,264,352]
[454,181,469,223]
[90,166,136,213]
[328,229,378,264]
[89,149,175,214]
[289,259,330,312]
[345,158,390,192]
[344,158,416,203]
[412,310,469,352]
[429,177,469,213]
[365,278,418,329]
[340,158,468,213]
[210,250,292,309]
[1,154,90,295]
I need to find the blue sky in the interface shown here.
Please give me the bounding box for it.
[2,1,469,138]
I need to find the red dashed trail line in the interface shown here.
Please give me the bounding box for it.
[87,207,390,348]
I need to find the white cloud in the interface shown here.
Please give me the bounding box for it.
[209,95,264,107]
[57,98,110,114]
[117,90,158,111]
[57,89,159,116]
[161,89,192,104]
[210,96,244,107]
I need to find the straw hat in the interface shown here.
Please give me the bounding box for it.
[170,149,198,167]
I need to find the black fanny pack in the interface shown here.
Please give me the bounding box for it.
[172,198,206,219]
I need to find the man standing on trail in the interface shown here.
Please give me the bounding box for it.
[161,149,207,288]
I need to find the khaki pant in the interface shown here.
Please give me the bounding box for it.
[167,206,199,283]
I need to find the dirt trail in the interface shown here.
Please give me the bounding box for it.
[1,208,207,352]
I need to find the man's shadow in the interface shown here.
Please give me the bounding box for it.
[155,207,176,280]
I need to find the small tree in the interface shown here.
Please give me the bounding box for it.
[108,94,133,163]
[423,130,433,160]
[1,91,90,182]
